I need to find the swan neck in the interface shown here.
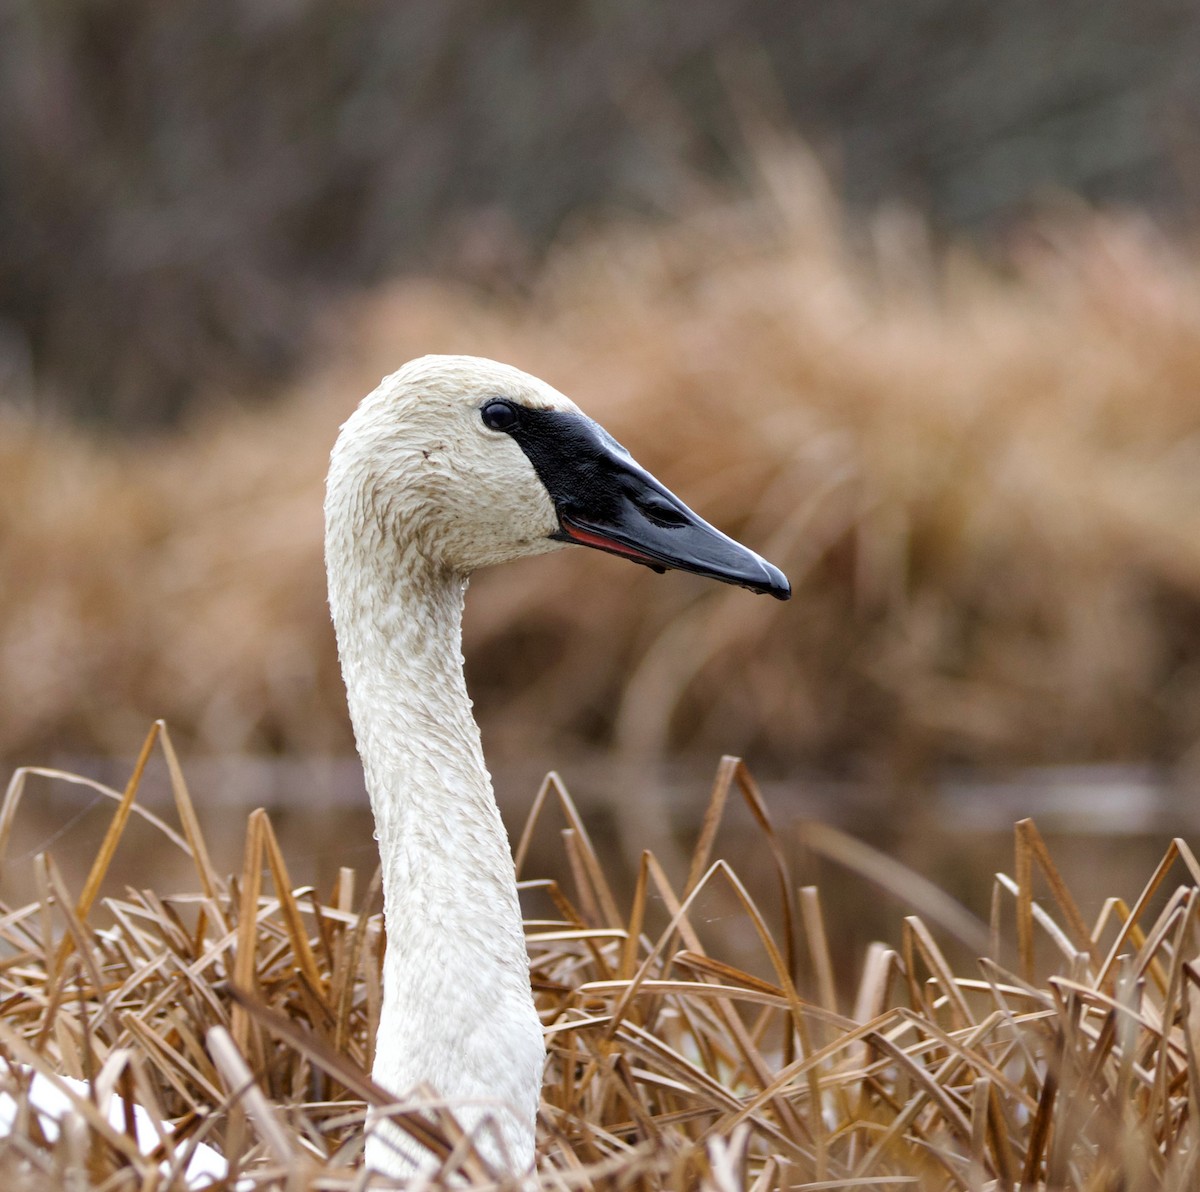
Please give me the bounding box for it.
[328,540,497,883]
[325,519,542,1174]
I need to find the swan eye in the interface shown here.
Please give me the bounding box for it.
[480,400,519,432]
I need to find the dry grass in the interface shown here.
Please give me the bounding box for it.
[5,142,1200,778]
[0,723,1197,1189]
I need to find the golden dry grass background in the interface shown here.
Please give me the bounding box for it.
[4,144,1200,781]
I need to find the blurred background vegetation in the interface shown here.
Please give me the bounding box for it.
[4,0,1200,426]
[4,2,1200,920]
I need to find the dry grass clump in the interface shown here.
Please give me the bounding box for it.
[6,143,1200,776]
[1,724,1198,1189]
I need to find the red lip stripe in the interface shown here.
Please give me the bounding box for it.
[562,523,660,565]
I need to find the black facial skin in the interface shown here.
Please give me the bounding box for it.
[480,399,791,600]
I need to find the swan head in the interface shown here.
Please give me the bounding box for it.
[328,354,791,598]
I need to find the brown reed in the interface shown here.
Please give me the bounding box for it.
[0,722,1196,1189]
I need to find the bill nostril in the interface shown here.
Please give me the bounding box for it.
[637,493,690,527]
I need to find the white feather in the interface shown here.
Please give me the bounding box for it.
[0,1067,229,1186]
[325,356,581,1177]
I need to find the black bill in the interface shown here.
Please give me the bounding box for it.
[494,402,791,600]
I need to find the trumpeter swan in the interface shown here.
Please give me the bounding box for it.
[324,355,789,1178]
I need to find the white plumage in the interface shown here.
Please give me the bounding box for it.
[325,358,567,1175]
[324,355,788,1180]
[0,1067,228,1186]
